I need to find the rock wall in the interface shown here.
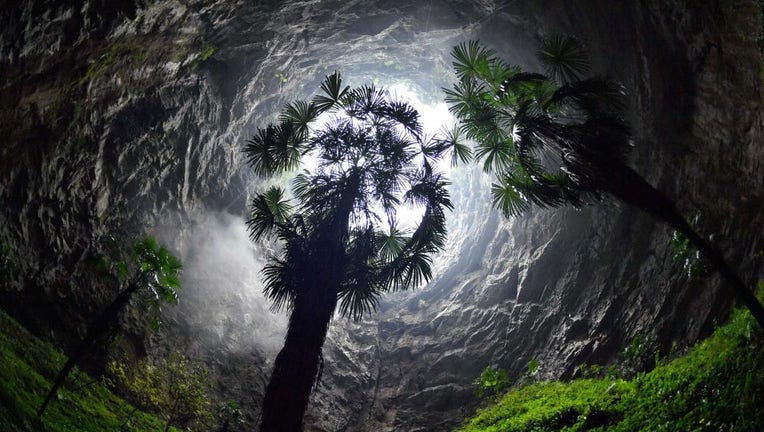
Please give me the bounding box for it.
[1,1,762,431]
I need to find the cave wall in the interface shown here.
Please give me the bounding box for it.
[1,0,763,431]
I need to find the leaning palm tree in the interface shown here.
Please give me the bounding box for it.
[444,37,764,329]
[38,237,181,417]
[245,72,453,431]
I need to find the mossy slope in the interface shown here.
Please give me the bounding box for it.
[460,307,764,431]
[0,309,170,431]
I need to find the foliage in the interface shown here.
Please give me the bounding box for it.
[128,237,183,330]
[199,43,215,62]
[37,237,182,417]
[81,40,148,84]
[445,36,764,330]
[526,358,541,381]
[215,400,245,432]
[92,236,182,330]
[669,230,705,279]
[249,71,458,430]
[445,37,628,217]
[617,334,658,379]
[107,352,212,432]
[458,297,764,431]
[245,71,456,320]
[0,309,171,431]
[474,366,511,399]
[668,213,706,279]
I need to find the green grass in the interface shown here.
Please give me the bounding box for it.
[0,309,171,431]
[459,304,764,431]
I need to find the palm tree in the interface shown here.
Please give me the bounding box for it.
[38,237,181,417]
[444,37,764,329]
[245,72,453,431]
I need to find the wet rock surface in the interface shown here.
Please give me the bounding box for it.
[2,1,763,430]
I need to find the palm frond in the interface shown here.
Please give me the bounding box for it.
[538,35,590,83]
[383,99,422,138]
[547,78,626,117]
[280,100,319,138]
[243,127,277,177]
[244,121,303,176]
[403,174,453,211]
[313,71,350,113]
[444,78,491,123]
[262,258,297,312]
[490,177,530,217]
[337,225,384,320]
[247,186,293,241]
[432,124,472,166]
[385,247,434,291]
[344,85,389,119]
[376,222,409,263]
[451,40,496,80]
[474,136,514,173]
[337,275,381,320]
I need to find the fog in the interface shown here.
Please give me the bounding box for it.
[163,211,287,358]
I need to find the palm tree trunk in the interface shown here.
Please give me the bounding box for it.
[37,282,139,417]
[601,160,764,330]
[258,174,360,431]
[257,284,338,432]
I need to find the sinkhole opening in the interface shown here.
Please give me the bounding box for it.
[296,80,457,232]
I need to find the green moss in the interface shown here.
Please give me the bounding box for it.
[459,296,764,431]
[199,43,215,62]
[80,40,150,85]
[0,309,172,431]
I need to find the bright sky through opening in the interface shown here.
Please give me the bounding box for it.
[300,82,455,231]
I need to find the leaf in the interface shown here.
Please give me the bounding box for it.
[382,99,422,138]
[245,121,304,177]
[490,177,530,217]
[376,222,409,263]
[475,136,513,173]
[280,100,318,138]
[435,124,472,166]
[538,34,591,83]
[343,84,389,120]
[313,71,350,113]
[262,258,297,312]
[451,40,496,81]
[116,260,128,280]
[247,186,292,241]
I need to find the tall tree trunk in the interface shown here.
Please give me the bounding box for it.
[257,282,338,432]
[258,176,359,431]
[601,160,764,329]
[37,282,139,417]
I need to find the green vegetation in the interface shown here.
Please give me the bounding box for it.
[39,237,182,417]
[215,400,245,432]
[474,367,511,399]
[107,352,212,432]
[246,72,455,430]
[0,308,171,431]
[669,230,702,278]
[459,296,764,432]
[199,43,216,62]
[445,37,764,329]
[668,214,705,279]
[81,40,148,85]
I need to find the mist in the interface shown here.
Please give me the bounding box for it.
[159,211,288,358]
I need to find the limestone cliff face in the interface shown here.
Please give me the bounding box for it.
[1,1,763,431]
